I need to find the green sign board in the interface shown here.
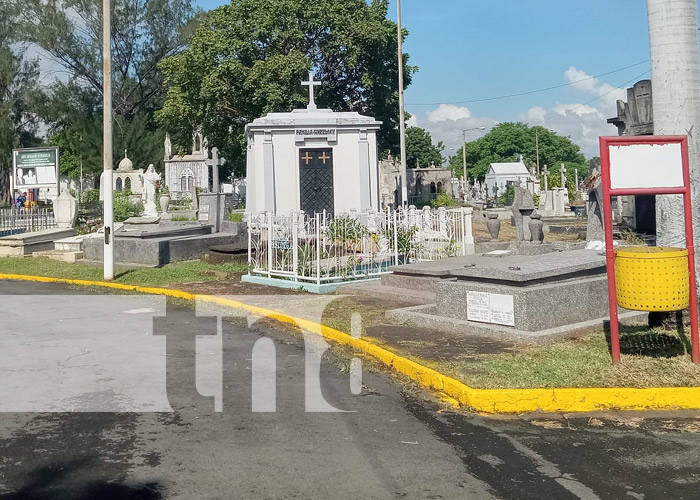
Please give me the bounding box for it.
[12,147,59,190]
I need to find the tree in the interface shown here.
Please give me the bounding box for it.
[405,127,444,168]
[448,123,587,181]
[157,0,416,175]
[14,0,197,176]
[0,3,42,205]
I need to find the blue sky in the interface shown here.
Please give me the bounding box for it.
[194,0,680,158]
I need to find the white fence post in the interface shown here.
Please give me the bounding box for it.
[393,208,399,266]
[292,212,299,280]
[266,211,273,278]
[463,207,475,255]
[247,217,252,274]
[316,212,322,285]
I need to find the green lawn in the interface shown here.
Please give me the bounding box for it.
[433,327,700,389]
[0,257,247,287]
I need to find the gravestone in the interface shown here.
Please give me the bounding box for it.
[511,182,536,241]
[53,190,78,228]
[199,193,226,233]
[559,163,567,188]
[552,188,567,216]
[584,167,605,243]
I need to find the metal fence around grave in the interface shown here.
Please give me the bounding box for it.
[0,208,57,237]
[248,207,472,284]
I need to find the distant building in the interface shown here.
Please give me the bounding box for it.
[164,130,211,198]
[379,158,451,208]
[484,158,532,197]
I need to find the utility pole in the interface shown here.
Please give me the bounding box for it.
[648,0,700,254]
[462,130,468,182]
[102,0,114,280]
[535,128,540,175]
[397,0,408,207]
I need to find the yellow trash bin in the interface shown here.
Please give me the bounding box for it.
[615,246,689,311]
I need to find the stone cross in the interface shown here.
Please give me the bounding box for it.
[575,168,579,192]
[302,72,322,111]
[560,163,567,188]
[205,147,224,193]
[543,164,549,191]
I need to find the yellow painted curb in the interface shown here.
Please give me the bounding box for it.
[3,272,700,414]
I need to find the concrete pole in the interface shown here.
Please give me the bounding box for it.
[396,0,408,207]
[648,0,700,256]
[462,131,467,182]
[102,0,114,280]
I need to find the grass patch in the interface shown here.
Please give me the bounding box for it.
[444,327,700,389]
[321,297,391,336]
[0,257,247,287]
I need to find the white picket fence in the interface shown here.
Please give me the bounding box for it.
[247,206,474,284]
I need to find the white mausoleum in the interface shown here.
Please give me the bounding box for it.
[245,73,382,216]
[484,158,533,197]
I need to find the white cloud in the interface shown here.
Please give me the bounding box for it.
[520,105,613,159]
[564,66,626,110]
[426,104,472,122]
[408,104,496,161]
[517,67,627,157]
[406,66,628,160]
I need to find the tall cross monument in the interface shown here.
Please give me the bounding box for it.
[301,72,322,111]
[543,164,549,191]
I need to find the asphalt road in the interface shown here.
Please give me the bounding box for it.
[1,280,700,500]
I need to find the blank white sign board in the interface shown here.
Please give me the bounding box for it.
[608,142,684,189]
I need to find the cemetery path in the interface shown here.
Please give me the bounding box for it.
[1,280,700,499]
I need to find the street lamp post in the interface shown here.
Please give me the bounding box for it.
[461,126,486,182]
[397,0,408,207]
[103,0,114,280]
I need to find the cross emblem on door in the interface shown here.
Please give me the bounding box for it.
[318,152,331,164]
[301,152,313,165]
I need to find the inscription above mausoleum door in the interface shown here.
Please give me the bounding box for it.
[299,148,334,216]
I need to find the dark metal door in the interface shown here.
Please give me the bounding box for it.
[299,148,334,216]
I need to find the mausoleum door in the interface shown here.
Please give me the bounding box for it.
[299,148,334,216]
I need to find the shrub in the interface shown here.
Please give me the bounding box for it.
[113,191,143,222]
[84,189,100,203]
[430,192,457,207]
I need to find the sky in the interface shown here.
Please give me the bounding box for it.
[199,1,682,158]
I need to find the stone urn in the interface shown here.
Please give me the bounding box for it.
[160,193,171,214]
[529,211,544,243]
[486,213,501,241]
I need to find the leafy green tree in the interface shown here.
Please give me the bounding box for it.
[0,3,42,204]
[14,0,197,176]
[405,127,444,168]
[157,0,416,175]
[448,123,586,182]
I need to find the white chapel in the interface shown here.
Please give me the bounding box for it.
[245,72,382,216]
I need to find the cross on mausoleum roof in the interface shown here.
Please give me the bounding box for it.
[301,72,322,111]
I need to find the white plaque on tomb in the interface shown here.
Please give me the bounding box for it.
[467,291,515,327]
[489,293,515,326]
[467,291,490,323]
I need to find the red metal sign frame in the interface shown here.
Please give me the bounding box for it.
[599,135,699,364]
